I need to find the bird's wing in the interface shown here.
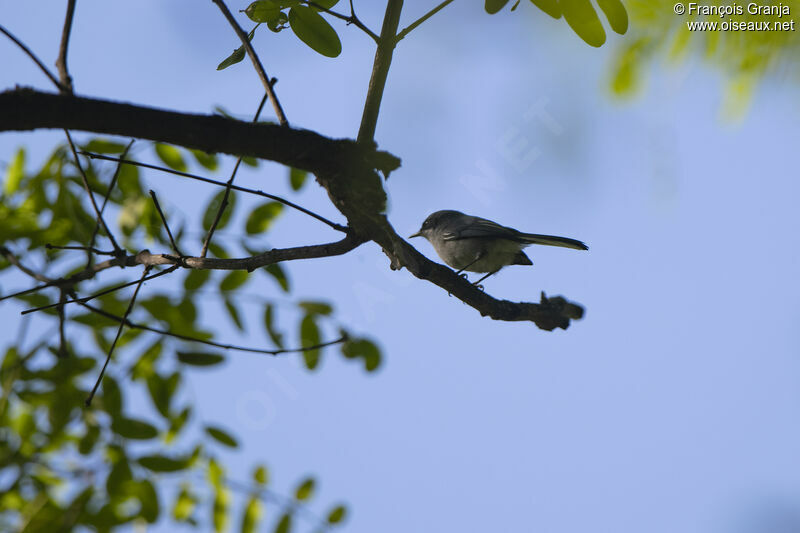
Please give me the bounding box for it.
[441,216,521,241]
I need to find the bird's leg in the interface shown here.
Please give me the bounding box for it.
[473,269,499,286]
[455,252,485,276]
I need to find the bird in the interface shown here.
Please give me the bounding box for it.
[409,209,587,285]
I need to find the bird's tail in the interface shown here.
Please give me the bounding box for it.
[517,233,588,250]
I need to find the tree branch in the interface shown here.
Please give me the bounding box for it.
[395,0,455,43]
[0,88,400,179]
[357,0,404,143]
[0,25,68,92]
[212,0,288,126]
[56,0,77,93]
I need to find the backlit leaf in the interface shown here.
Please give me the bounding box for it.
[288,5,342,58]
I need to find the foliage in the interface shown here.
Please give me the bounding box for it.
[608,0,800,113]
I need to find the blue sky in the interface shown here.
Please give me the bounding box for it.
[2,1,800,532]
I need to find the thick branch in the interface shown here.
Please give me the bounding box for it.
[0,88,400,179]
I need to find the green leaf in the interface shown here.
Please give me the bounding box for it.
[326,505,347,524]
[341,338,382,372]
[220,270,249,291]
[264,263,289,292]
[485,0,511,14]
[241,496,262,533]
[217,28,256,70]
[275,512,292,533]
[224,296,245,330]
[312,0,339,8]
[190,149,219,170]
[298,300,333,316]
[559,0,606,47]
[209,457,225,488]
[289,167,308,190]
[4,148,25,194]
[203,189,237,231]
[136,479,160,523]
[184,268,212,290]
[138,454,191,472]
[299,314,321,370]
[245,0,281,22]
[111,417,159,440]
[264,304,284,348]
[288,5,342,58]
[245,201,283,234]
[177,351,226,367]
[205,425,239,448]
[173,485,197,522]
[529,0,561,18]
[83,138,127,154]
[154,143,187,172]
[596,0,628,34]
[147,372,179,417]
[254,464,269,485]
[295,477,315,501]
[214,487,231,532]
[101,375,123,415]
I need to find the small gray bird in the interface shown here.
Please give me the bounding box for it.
[409,210,587,284]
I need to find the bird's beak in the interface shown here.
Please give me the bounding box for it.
[408,231,422,239]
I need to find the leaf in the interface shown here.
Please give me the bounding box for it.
[245,201,283,234]
[154,143,187,172]
[173,485,197,522]
[111,417,159,440]
[83,138,127,154]
[529,0,561,18]
[288,5,342,58]
[559,0,606,47]
[264,263,289,292]
[224,297,245,330]
[326,505,347,524]
[203,189,237,231]
[209,457,225,488]
[213,487,230,533]
[205,425,239,448]
[341,338,382,372]
[254,465,269,485]
[147,372,179,417]
[295,477,315,501]
[220,270,249,291]
[241,496,262,533]
[264,304,284,348]
[217,28,256,70]
[177,351,226,367]
[136,479,160,523]
[4,148,25,194]
[245,0,282,23]
[190,149,219,171]
[101,375,123,415]
[275,512,292,533]
[596,0,628,34]
[184,268,212,290]
[485,0,511,14]
[298,301,333,316]
[299,314,321,370]
[138,454,191,472]
[289,167,308,190]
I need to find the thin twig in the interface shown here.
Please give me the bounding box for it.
[55,0,77,93]
[81,152,348,233]
[47,244,115,256]
[212,0,288,126]
[149,190,184,257]
[299,0,379,42]
[63,130,122,253]
[21,265,180,316]
[79,301,348,356]
[395,0,455,42]
[0,246,51,283]
[85,266,151,407]
[57,289,68,357]
[0,24,68,92]
[357,0,404,143]
[86,139,133,264]
[201,92,268,258]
